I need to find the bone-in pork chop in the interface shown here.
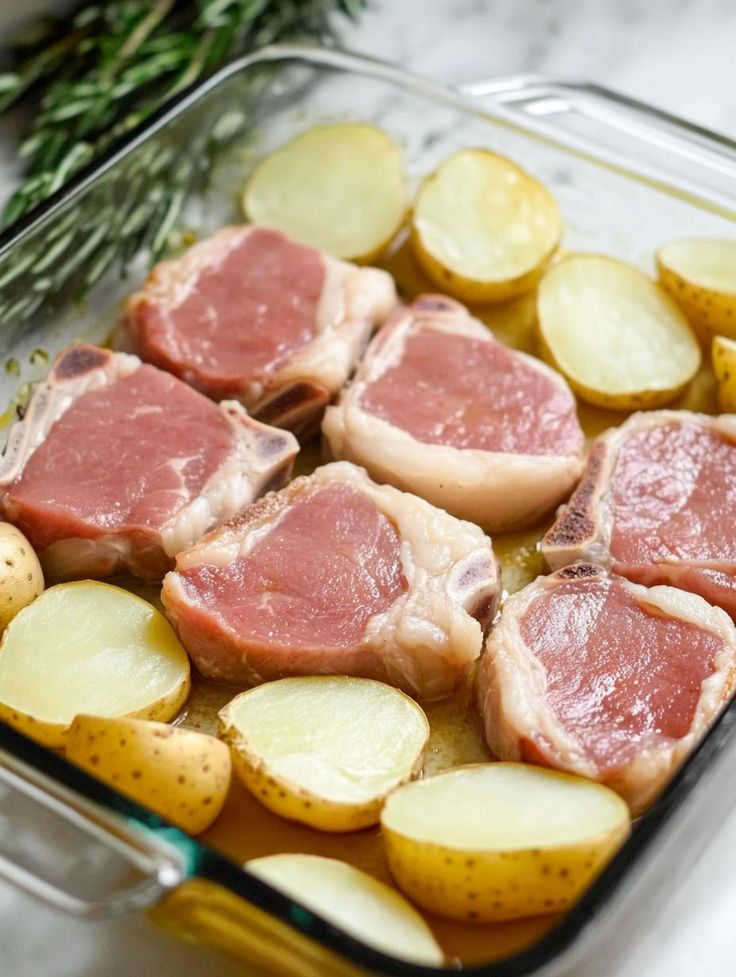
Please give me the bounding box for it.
[477,564,736,813]
[162,461,499,700]
[543,411,736,618]
[322,295,584,531]
[0,345,298,580]
[122,225,396,438]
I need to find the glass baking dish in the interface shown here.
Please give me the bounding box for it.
[1,44,736,977]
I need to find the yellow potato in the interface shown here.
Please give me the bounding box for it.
[243,124,408,262]
[66,715,230,834]
[219,676,429,832]
[0,581,190,748]
[247,854,443,966]
[381,763,630,923]
[0,523,43,631]
[712,335,736,412]
[538,253,701,409]
[658,238,736,345]
[411,148,561,303]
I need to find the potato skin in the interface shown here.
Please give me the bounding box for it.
[411,148,561,305]
[218,679,429,833]
[0,523,43,631]
[225,740,389,833]
[536,329,693,411]
[66,715,231,834]
[0,675,190,751]
[221,718,426,834]
[380,763,631,923]
[537,253,701,410]
[411,225,556,305]
[658,254,736,347]
[712,335,736,412]
[382,822,629,923]
[0,581,190,748]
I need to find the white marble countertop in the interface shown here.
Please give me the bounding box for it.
[2,0,736,974]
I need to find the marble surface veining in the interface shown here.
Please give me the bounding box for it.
[1,1,736,975]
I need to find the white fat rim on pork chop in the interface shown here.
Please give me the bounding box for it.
[477,567,736,814]
[322,299,583,532]
[544,410,736,572]
[169,460,499,700]
[0,347,298,578]
[0,350,140,487]
[123,225,396,406]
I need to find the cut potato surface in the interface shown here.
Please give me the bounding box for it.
[243,124,408,262]
[0,523,43,631]
[411,148,561,303]
[247,853,444,966]
[0,581,190,748]
[219,676,429,832]
[658,239,736,344]
[66,715,231,834]
[381,763,630,923]
[538,254,701,409]
[712,335,736,412]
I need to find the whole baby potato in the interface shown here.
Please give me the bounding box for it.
[66,715,232,835]
[0,523,43,631]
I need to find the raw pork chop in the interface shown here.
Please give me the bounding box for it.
[477,564,736,813]
[122,225,396,438]
[162,461,499,700]
[0,345,298,580]
[543,411,736,618]
[322,295,584,531]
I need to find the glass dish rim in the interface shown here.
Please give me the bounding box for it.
[0,42,735,977]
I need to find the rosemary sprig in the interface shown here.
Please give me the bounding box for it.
[1,0,364,226]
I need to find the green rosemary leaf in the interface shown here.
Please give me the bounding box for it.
[2,0,363,227]
[0,0,365,329]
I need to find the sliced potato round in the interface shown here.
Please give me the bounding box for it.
[247,854,443,966]
[712,334,736,412]
[658,238,736,345]
[0,581,190,748]
[381,763,630,923]
[0,523,43,631]
[219,676,429,832]
[538,253,701,409]
[243,124,408,262]
[66,715,230,834]
[411,148,561,303]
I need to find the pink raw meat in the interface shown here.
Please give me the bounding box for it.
[123,226,396,438]
[323,295,583,531]
[174,483,407,652]
[543,412,736,617]
[0,344,298,580]
[163,461,500,699]
[477,564,736,813]
[360,328,582,456]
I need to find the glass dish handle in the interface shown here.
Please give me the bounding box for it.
[460,74,736,214]
[0,746,185,918]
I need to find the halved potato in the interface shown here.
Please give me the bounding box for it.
[712,335,736,412]
[411,148,561,303]
[219,676,429,832]
[658,238,736,345]
[538,254,701,409]
[0,581,190,747]
[66,715,231,834]
[381,763,630,923]
[247,854,443,966]
[243,124,408,262]
[0,523,43,631]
